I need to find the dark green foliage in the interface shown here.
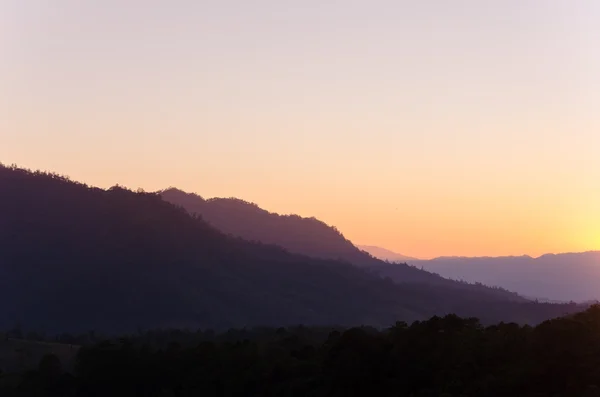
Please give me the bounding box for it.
[5,307,600,396]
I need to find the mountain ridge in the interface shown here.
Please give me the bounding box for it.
[161,188,529,301]
[357,245,419,262]
[160,188,452,286]
[0,164,584,333]
[426,251,599,261]
[408,251,600,302]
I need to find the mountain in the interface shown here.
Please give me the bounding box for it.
[408,252,600,302]
[161,188,377,265]
[357,245,418,262]
[161,188,523,300]
[0,165,584,333]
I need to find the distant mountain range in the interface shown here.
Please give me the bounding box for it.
[0,164,584,333]
[357,245,418,262]
[355,244,600,303]
[405,253,600,302]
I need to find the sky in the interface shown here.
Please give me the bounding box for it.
[1,0,599,258]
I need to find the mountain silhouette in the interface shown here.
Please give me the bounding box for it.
[408,252,600,302]
[0,164,584,333]
[161,188,523,300]
[161,188,376,265]
[357,245,419,262]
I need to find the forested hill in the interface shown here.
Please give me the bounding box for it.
[161,188,381,266]
[161,188,524,300]
[0,164,583,334]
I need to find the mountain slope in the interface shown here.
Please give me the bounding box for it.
[0,165,584,333]
[410,253,600,302]
[161,189,380,265]
[161,188,524,300]
[357,245,418,262]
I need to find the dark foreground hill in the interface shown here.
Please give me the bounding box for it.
[161,189,524,301]
[0,165,583,333]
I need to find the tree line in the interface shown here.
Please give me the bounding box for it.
[3,306,600,396]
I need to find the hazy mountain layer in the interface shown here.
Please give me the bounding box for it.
[161,189,382,265]
[357,245,418,262]
[408,253,600,302]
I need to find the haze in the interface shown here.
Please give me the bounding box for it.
[1,0,599,258]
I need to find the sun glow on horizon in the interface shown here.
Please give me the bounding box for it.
[2,0,599,258]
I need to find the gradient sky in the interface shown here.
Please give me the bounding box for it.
[1,0,599,258]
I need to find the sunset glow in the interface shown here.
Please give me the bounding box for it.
[1,0,599,258]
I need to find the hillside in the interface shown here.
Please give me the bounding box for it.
[161,189,381,266]
[409,252,600,302]
[357,245,418,262]
[0,165,584,333]
[161,188,524,300]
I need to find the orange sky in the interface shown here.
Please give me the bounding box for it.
[1,1,599,258]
